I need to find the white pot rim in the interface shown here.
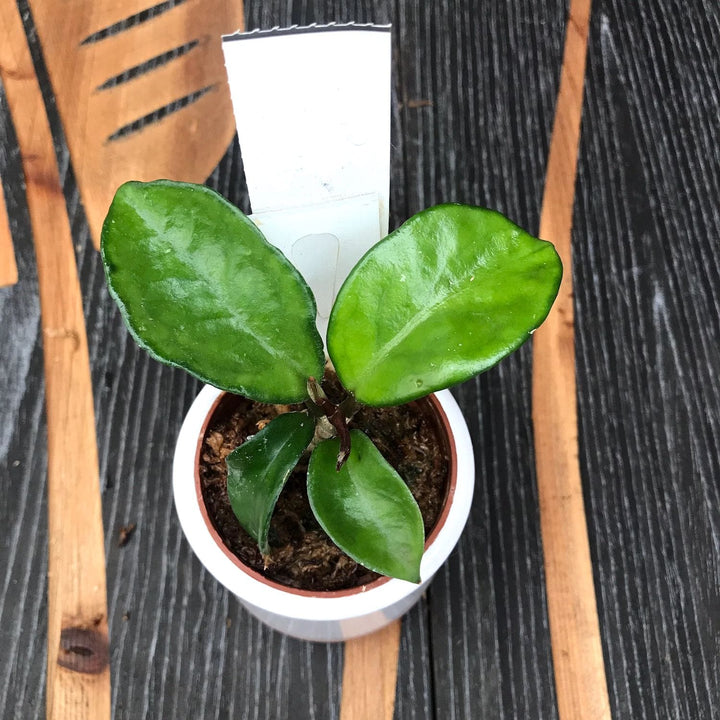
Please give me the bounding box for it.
[173,385,474,622]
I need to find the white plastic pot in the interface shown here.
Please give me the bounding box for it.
[173,385,474,642]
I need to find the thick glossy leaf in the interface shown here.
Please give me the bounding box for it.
[327,204,562,405]
[101,180,324,403]
[226,412,315,554]
[307,430,424,582]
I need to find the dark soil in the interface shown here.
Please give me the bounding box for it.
[198,374,451,592]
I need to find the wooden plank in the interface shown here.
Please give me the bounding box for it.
[0,1,110,718]
[0,176,17,287]
[393,0,567,715]
[28,0,245,248]
[340,620,401,720]
[532,0,611,718]
[571,1,720,716]
[2,1,719,718]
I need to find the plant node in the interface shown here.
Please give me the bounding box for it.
[306,376,351,469]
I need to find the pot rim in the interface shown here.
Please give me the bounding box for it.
[173,385,474,621]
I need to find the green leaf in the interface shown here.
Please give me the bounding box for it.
[101,180,325,403]
[307,430,424,583]
[327,204,562,405]
[226,412,315,554]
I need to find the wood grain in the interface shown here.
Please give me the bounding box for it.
[28,0,244,248]
[389,2,567,717]
[573,2,720,716]
[2,1,719,719]
[0,174,16,286]
[340,621,401,720]
[532,0,611,718]
[0,0,109,718]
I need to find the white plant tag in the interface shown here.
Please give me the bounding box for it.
[222,24,392,340]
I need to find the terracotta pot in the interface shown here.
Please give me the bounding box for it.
[173,385,474,642]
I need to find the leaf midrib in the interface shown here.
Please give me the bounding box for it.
[352,244,544,389]
[166,237,310,379]
[136,189,316,380]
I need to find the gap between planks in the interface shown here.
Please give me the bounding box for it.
[338,4,607,719]
[532,0,612,718]
[0,0,110,718]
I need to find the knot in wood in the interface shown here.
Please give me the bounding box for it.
[58,626,109,675]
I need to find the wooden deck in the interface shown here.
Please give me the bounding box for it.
[1,0,718,717]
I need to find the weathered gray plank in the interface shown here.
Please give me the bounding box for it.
[0,75,48,720]
[573,1,720,717]
[390,1,567,717]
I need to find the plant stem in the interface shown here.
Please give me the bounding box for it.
[307,377,352,470]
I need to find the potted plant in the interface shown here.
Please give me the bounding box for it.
[101,179,561,641]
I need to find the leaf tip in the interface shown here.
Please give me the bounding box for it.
[401,566,422,585]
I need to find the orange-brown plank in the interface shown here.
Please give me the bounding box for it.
[532,0,612,718]
[340,620,401,720]
[0,1,110,719]
[0,177,17,287]
[29,0,244,249]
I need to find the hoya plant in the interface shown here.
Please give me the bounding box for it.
[102,180,562,583]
